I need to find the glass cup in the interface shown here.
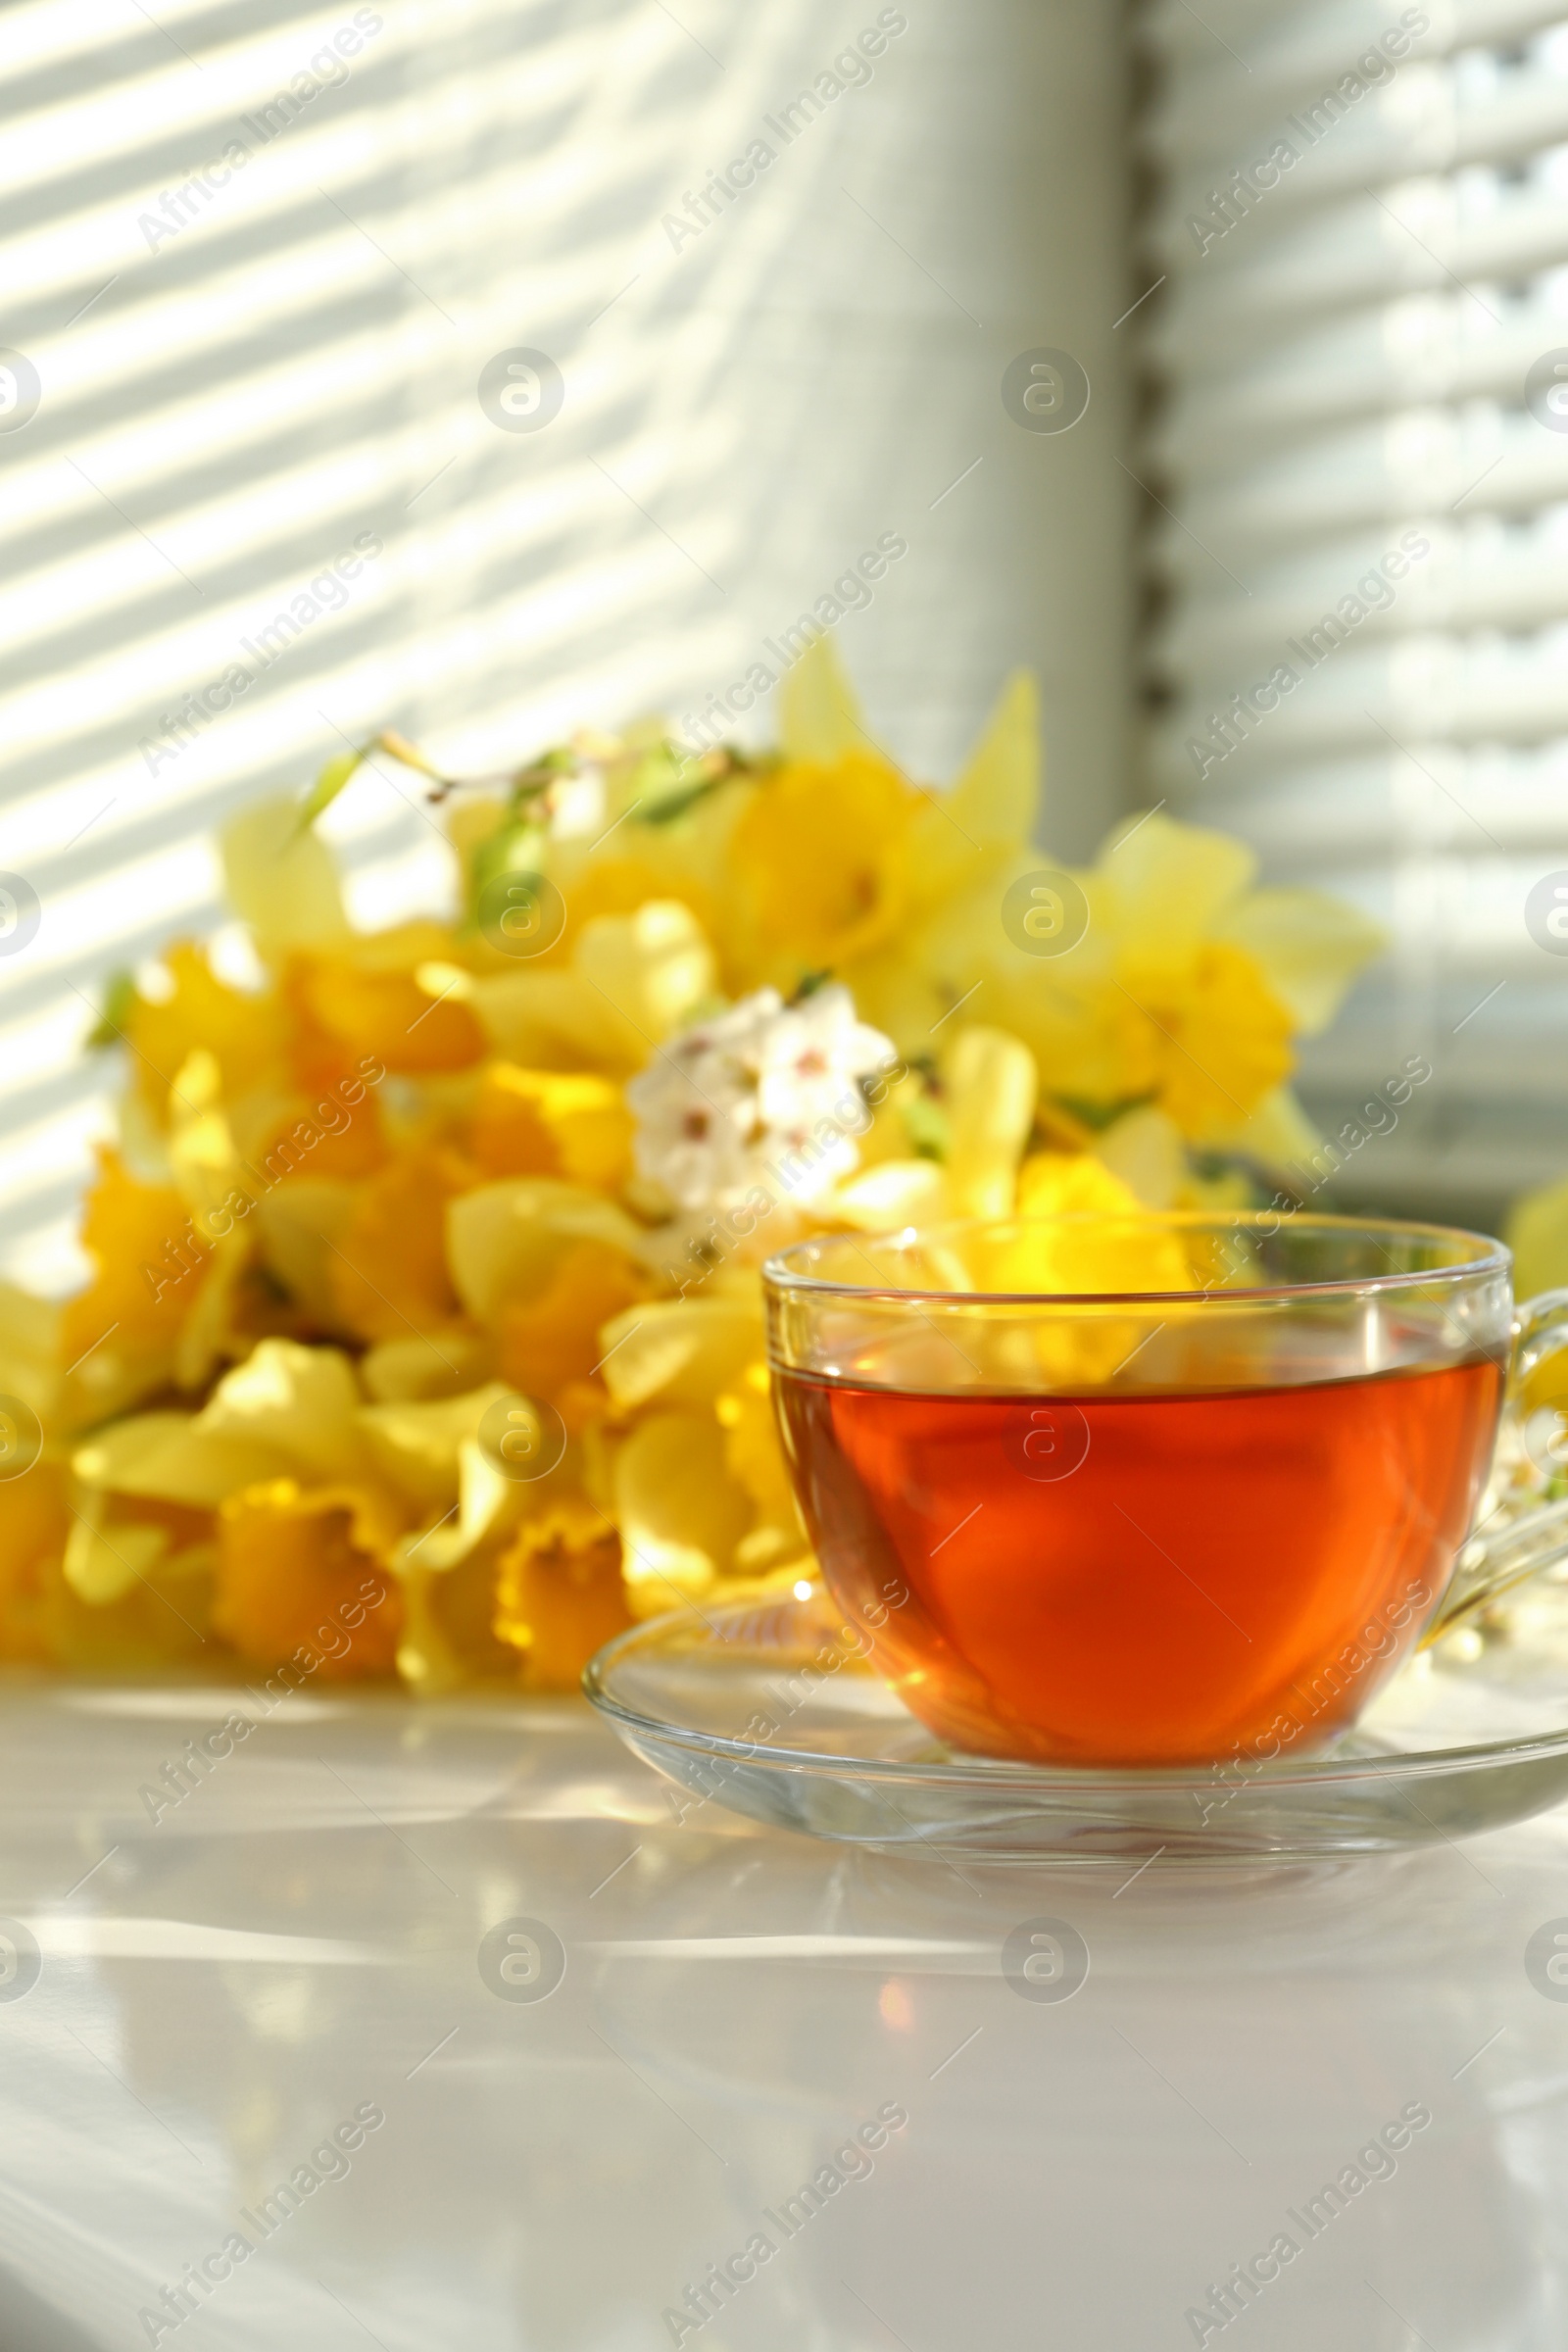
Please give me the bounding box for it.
[763,1212,1568,1768]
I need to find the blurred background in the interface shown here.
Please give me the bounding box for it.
[1141,0,1568,1237]
[3,0,1567,1290]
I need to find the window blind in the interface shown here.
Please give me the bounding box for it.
[1140,0,1568,1223]
[0,0,1132,1296]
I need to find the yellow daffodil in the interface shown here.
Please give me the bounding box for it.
[220,794,354,960]
[40,1536,215,1672]
[445,1177,646,1320]
[726,749,920,983]
[0,1462,66,1661]
[471,900,717,1076]
[468,1064,633,1188]
[454,722,749,985]
[721,643,1043,1041]
[328,1147,472,1344]
[214,1481,403,1676]
[10,646,1392,1693]
[596,1292,763,1414]
[941,808,1383,1157]
[714,1363,808,1569]
[59,1149,213,1423]
[496,1239,650,1403]
[493,1502,630,1690]
[121,942,287,1128]
[359,1381,513,1513]
[0,1277,60,1431]
[819,1025,1037,1231]
[612,1408,753,1613]
[286,923,488,1081]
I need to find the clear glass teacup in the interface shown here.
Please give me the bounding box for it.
[763,1212,1568,1768]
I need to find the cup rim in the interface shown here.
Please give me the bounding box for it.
[761,1209,1512,1307]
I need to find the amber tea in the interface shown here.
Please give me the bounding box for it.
[765,1214,1522,1768]
[774,1357,1501,1766]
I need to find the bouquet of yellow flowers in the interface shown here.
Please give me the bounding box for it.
[0,642,1383,1693]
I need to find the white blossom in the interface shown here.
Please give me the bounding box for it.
[626,985,897,1210]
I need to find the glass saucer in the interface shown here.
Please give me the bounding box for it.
[583,1581,1568,1863]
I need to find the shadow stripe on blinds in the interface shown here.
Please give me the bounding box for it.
[1,0,1137,1298]
[0,0,773,1292]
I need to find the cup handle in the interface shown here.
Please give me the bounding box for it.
[1423,1287,1568,1645]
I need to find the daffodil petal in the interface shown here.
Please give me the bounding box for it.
[597,1298,763,1412]
[64,1517,169,1605]
[361,1330,497,1402]
[446,1179,648,1327]
[392,1434,542,1574]
[1215,887,1386,1036]
[778,634,867,763]
[573,902,717,1052]
[213,1480,402,1674]
[193,1338,366,1481]
[907,670,1038,906]
[74,1411,285,1507]
[469,902,716,1074]
[467,969,621,1070]
[253,1180,356,1333]
[174,1229,254,1396]
[1200,1081,1324,1171]
[1093,1105,1186,1208]
[393,1562,491,1694]
[470,1064,632,1186]
[612,1410,752,1613]
[359,1384,513,1510]
[828,1158,950,1231]
[220,794,352,957]
[941,1025,1038,1218]
[0,1279,60,1424]
[1101,809,1256,956]
[493,1502,630,1690]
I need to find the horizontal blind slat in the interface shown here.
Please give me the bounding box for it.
[1145,0,1568,70]
[1142,0,1568,1210]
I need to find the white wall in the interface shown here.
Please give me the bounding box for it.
[0,0,1131,1291]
